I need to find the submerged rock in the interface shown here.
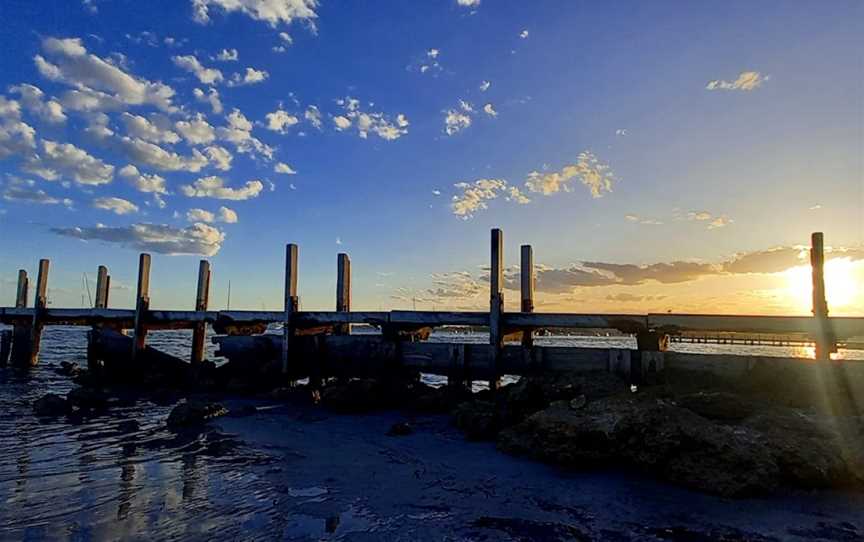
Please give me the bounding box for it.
[67,387,109,410]
[166,401,228,428]
[33,394,72,417]
[56,361,81,377]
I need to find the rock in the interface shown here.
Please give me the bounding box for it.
[453,401,499,440]
[267,386,320,405]
[33,394,72,417]
[67,387,109,410]
[409,386,473,413]
[569,395,587,410]
[498,396,781,497]
[321,379,381,412]
[56,361,80,377]
[387,422,414,436]
[676,391,757,422]
[166,401,228,428]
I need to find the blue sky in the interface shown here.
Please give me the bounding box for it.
[0,0,862,314]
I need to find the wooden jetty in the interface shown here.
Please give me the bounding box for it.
[1,230,862,389]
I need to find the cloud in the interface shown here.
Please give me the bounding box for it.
[217,109,274,159]
[0,97,37,159]
[265,108,299,133]
[606,293,666,303]
[120,112,180,144]
[214,48,238,62]
[1,177,72,206]
[193,87,223,114]
[186,205,237,223]
[482,103,498,117]
[117,136,209,172]
[479,80,490,92]
[180,175,264,200]
[192,0,319,28]
[53,222,225,255]
[204,145,233,170]
[444,109,471,135]
[118,164,167,194]
[332,97,409,140]
[9,84,67,124]
[174,113,216,144]
[519,29,529,39]
[274,162,296,174]
[684,210,733,230]
[524,151,615,198]
[706,71,766,91]
[93,196,139,215]
[625,214,662,225]
[304,105,322,129]
[450,178,521,218]
[172,54,224,84]
[228,67,269,86]
[35,37,176,112]
[25,139,114,185]
[273,32,293,52]
[457,0,480,7]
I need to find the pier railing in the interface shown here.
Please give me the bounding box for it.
[0,230,859,388]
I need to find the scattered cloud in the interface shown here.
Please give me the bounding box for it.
[25,139,114,185]
[304,105,322,129]
[217,109,274,159]
[444,108,471,135]
[172,54,224,84]
[180,175,264,200]
[457,0,481,7]
[53,221,225,255]
[228,67,269,86]
[118,164,167,194]
[93,196,139,215]
[706,71,766,91]
[274,162,296,174]
[186,205,238,223]
[482,103,497,117]
[193,87,223,114]
[333,97,409,140]
[121,112,180,144]
[615,128,628,136]
[204,145,233,170]
[479,80,490,92]
[625,214,662,225]
[451,178,528,218]
[174,113,217,144]
[116,136,209,172]
[524,151,615,198]
[214,48,238,62]
[191,0,319,29]
[519,29,529,39]
[265,108,300,133]
[9,84,67,124]
[1,177,72,206]
[685,210,733,229]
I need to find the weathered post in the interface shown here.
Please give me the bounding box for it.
[489,228,503,391]
[282,244,299,375]
[10,270,29,365]
[191,260,211,365]
[520,244,534,348]
[27,259,49,366]
[811,232,834,360]
[94,265,109,309]
[0,330,11,366]
[335,253,351,335]
[132,253,151,361]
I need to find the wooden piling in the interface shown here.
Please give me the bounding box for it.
[811,232,834,360]
[489,228,504,391]
[10,270,29,365]
[25,259,50,366]
[132,254,151,361]
[520,244,534,348]
[335,253,351,335]
[282,244,299,374]
[0,330,11,366]
[191,260,211,365]
[94,265,109,309]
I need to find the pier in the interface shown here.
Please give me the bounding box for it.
[1,231,862,388]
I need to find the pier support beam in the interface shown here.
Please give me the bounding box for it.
[27,259,49,366]
[94,265,109,309]
[0,329,11,366]
[335,253,351,335]
[191,260,211,365]
[489,228,504,391]
[132,254,151,361]
[282,244,299,375]
[10,270,29,366]
[811,232,835,360]
[520,244,534,348]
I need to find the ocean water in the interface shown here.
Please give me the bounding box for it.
[1,325,861,540]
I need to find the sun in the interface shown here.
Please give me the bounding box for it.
[783,258,860,312]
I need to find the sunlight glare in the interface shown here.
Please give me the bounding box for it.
[783,258,859,312]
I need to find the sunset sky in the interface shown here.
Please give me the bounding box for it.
[0,1,862,315]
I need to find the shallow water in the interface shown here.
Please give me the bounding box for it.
[1,326,862,540]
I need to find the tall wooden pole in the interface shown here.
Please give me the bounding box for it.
[132,253,151,361]
[191,260,211,365]
[94,265,109,309]
[10,270,29,365]
[520,244,534,348]
[282,244,299,374]
[336,253,351,335]
[28,259,49,366]
[489,228,504,391]
[811,232,834,360]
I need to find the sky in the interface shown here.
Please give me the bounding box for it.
[0,0,862,315]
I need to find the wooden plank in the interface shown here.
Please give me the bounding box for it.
[505,312,647,332]
[811,232,834,360]
[27,259,49,366]
[132,253,151,361]
[94,266,109,308]
[335,253,351,335]
[10,270,29,366]
[489,228,503,391]
[191,260,211,364]
[520,244,534,347]
[282,243,298,374]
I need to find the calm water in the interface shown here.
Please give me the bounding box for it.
[0,326,861,540]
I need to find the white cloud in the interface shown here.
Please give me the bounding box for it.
[35,37,176,112]
[175,113,216,144]
[186,208,214,223]
[265,108,299,133]
[117,136,209,172]
[217,109,274,159]
[25,139,114,185]
[215,48,238,62]
[204,145,233,170]
[228,67,269,86]
[524,151,615,198]
[59,87,124,113]
[180,176,264,200]
[53,222,225,255]
[2,177,72,206]
[519,29,529,39]
[684,210,733,230]
[625,214,662,225]
[173,54,224,84]
[479,80,490,92]
[0,97,37,159]
[615,128,628,136]
[333,115,351,130]
[451,178,508,218]
[274,162,296,174]
[217,205,238,223]
[444,109,471,135]
[192,0,319,28]
[304,105,322,129]
[273,32,293,52]
[193,87,223,114]
[9,84,67,124]
[706,71,766,91]
[93,196,139,215]
[333,97,409,140]
[457,0,480,7]
[121,112,181,144]
[482,103,497,117]
[118,164,167,194]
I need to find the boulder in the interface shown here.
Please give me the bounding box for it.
[33,394,72,417]
[67,387,109,410]
[56,361,81,377]
[676,391,758,422]
[166,401,228,428]
[321,379,381,412]
[453,401,499,441]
